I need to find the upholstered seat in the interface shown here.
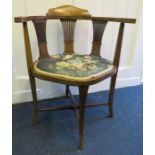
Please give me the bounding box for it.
[34,54,115,83]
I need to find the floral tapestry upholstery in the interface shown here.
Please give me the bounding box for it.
[34,54,113,79]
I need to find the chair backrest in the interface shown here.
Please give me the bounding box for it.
[14,5,136,72]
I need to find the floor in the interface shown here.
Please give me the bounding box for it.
[12,85,143,155]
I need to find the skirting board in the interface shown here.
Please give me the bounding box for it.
[12,76,141,104]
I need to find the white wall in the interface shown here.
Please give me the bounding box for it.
[12,0,143,103]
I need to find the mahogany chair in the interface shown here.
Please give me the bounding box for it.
[14,5,136,149]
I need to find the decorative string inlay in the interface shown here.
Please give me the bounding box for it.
[91,20,107,56]
[33,20,47,43]
[33,20,49,59]
[61,20,77,54]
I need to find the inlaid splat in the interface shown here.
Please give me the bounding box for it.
[61,20,77,54]
[33,20,49,59]
[91,20,107,56]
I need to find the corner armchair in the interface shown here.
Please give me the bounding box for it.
[14,5,136,149]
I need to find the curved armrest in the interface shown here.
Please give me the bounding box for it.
[14,16,136,24]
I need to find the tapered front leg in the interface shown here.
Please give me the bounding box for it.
[78,85,89,150]
[108,74,117,117]
[29,74,39,126]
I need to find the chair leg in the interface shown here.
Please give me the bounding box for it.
[29,74,39,127]
[108,74,117,117]
[78,85,89,150]
[65,85,69,98]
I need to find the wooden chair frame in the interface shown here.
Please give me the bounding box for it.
[14,5,136,150]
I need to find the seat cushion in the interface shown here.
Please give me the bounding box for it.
[34,54,114,80]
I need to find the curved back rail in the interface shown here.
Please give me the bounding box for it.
[14,15,136,73]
